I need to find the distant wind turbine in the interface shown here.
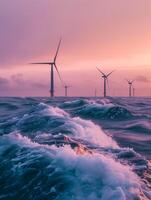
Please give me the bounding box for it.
[96,68,114,97]
[30,39,63,97]
[133,87,135,97]
[64,85,71,97]
[94,88,97,97]
[126,79,134,97]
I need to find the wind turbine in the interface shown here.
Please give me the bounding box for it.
[132,87,135,97]
[126,80,134,97]
[30,39,63,97]
[94,88,97,97]
[96,68,114,97]
[64,85,71,97]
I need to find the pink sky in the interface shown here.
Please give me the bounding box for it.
[0,0,151,96]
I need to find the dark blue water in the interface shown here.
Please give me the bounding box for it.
[0,97,151,200]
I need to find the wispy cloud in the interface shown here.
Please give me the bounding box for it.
[135,75,150,83]
[0,74,48,91]
[0,77,9,85]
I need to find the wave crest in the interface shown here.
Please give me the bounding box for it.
[75,103,132,120]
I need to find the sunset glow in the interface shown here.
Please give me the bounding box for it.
[0,0,151,96]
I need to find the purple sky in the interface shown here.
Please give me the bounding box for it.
[0,0,151,96]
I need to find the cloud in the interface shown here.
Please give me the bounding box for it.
[0,74,47,92]
[135,75,150,83]
[32,82,47,89]
[10,73,47,88]
[11,74,24,84]
[0,77,11,92]
[0,77,9,85]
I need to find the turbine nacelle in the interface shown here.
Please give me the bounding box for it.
[65,85,69,88]
[102,75,107,78]
[126,79,134,85]
[64,85,71,89]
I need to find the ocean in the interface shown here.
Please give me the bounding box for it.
[0,97,151,200]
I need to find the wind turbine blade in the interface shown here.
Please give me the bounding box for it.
[107,70,114,77]
[96,67,106,76]
[125,79,130,83]
[54,38,62,63]
[54,63,63,84]
[30,62,51,65]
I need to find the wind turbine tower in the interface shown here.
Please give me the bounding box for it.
[133,87,135,97]
[31,39,63,97]
[95,88,97,97]
[97,68,114,97]
[126,80,134,97]
[64,85,70,97]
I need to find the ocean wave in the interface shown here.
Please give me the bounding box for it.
[0,102,19,110]
[61,98,133,120]
[0,98,151,200]
[15,103,69,135]
[0,117,18,135]
[0,133,150,200]
[124,121,151,134]
[15,103,117,148]
[61,99,89,108]
[74,103,133,120]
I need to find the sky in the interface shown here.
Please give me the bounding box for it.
[0,0,151,97]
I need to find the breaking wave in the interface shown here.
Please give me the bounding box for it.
[0,97,151,200]
[0,133,150,200]
[63,99,134,120]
